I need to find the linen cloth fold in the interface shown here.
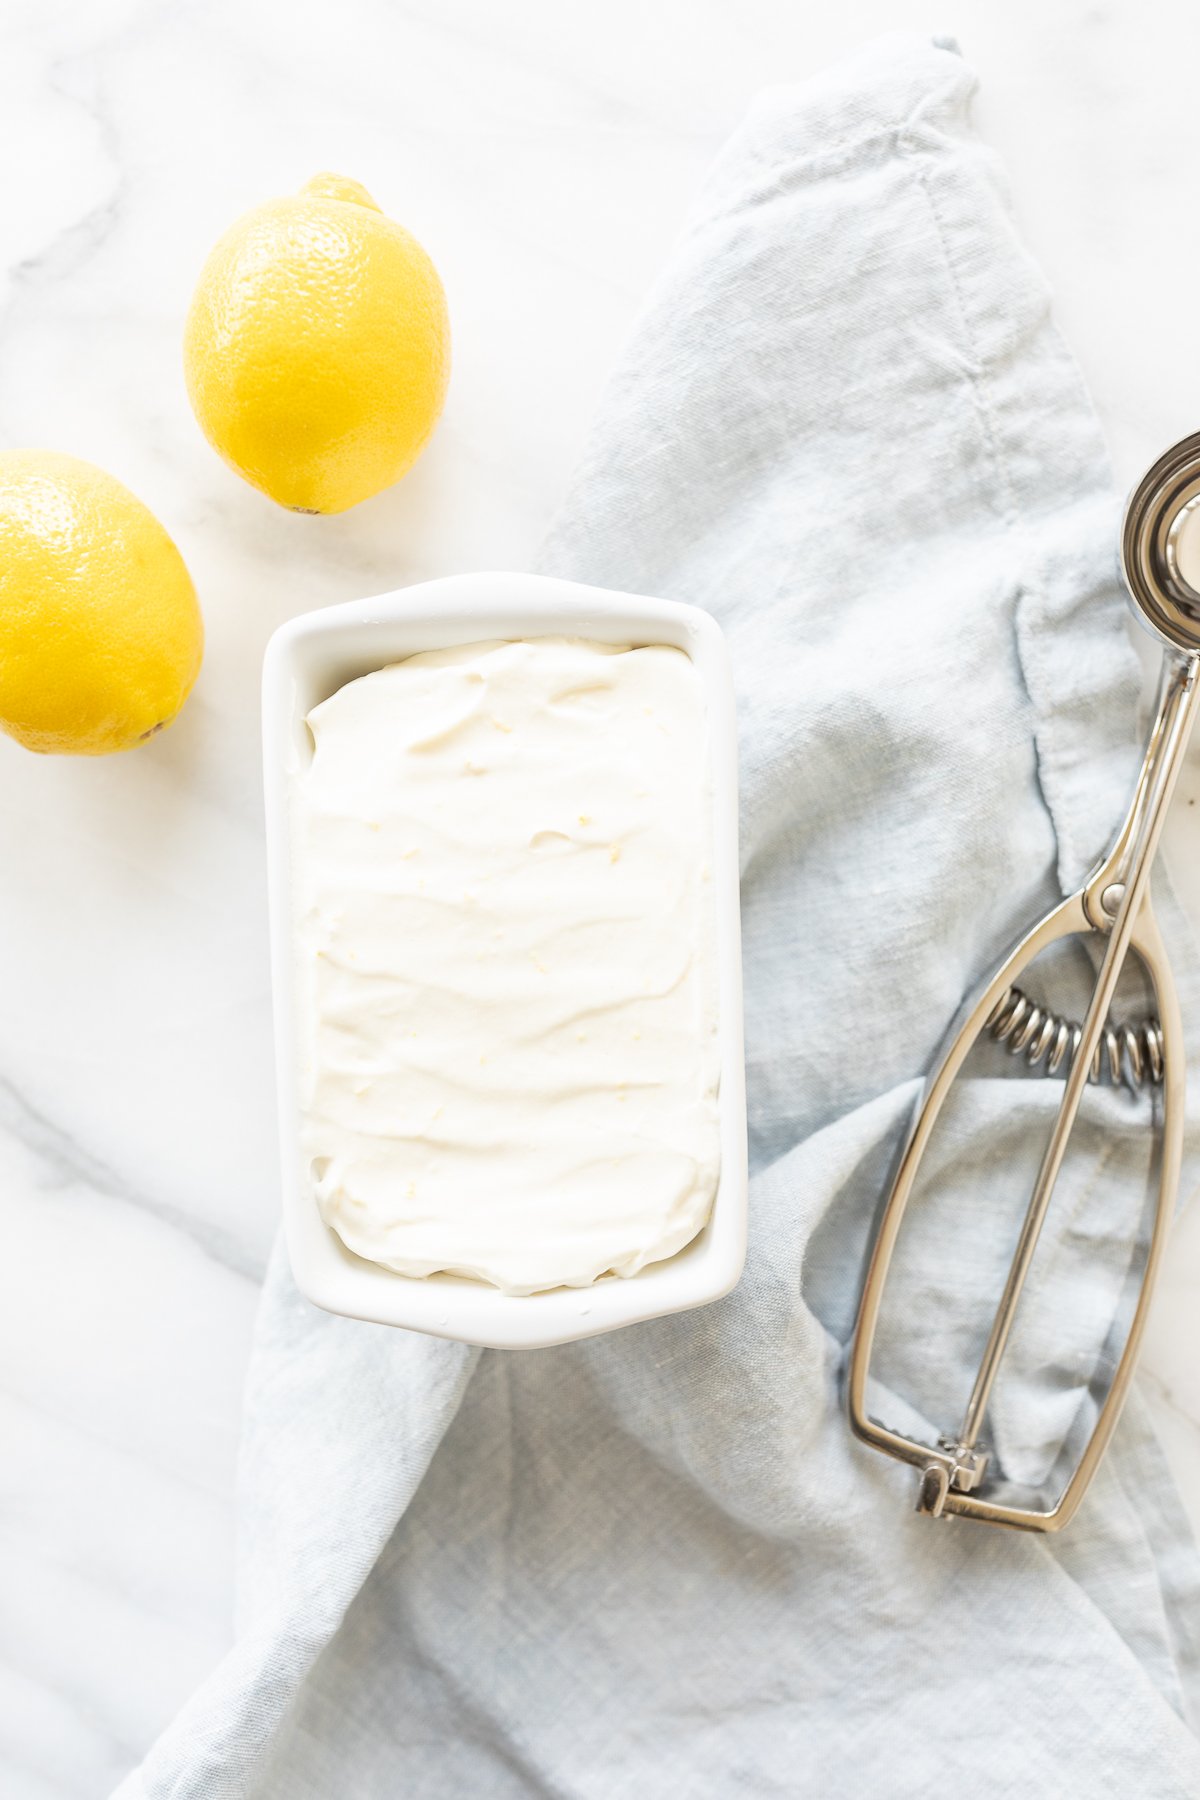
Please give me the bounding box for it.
[118,34,1200,1798]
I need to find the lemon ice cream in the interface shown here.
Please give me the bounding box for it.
[295,638,721,1294]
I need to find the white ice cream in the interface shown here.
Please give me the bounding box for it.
[295,637,721,1295]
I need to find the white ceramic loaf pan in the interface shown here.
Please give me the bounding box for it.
[262,572,747,1348]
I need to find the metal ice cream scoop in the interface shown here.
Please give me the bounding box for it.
[848,433,1200,1532]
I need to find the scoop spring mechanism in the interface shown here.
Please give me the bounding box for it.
[987,985,1164,1089]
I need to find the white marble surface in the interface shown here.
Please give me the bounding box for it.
[2,2,1200,1793]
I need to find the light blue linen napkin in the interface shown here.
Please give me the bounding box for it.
[117,34,1200,1798]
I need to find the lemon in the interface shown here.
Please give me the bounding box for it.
[0,451,203,756]
[184,173,450,514]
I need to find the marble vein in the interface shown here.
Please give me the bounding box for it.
[1,51,123,306]
[0,1067,263,1282]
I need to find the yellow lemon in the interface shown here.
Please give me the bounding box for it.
[184,173,450,514]
[0,451,203,756]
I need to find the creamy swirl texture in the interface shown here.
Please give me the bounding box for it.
[295,637,721,1295]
